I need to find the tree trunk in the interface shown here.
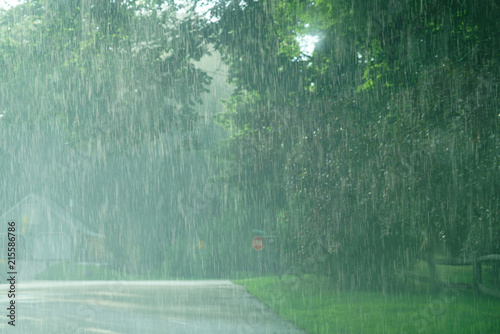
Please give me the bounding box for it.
[426,249,440,292]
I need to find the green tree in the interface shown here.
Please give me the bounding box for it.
[209,0,500,290]
[0,0,210,152]
[0,0,214,272]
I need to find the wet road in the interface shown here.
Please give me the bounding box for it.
[0,281,306,333]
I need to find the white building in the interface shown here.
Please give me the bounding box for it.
[0,194,104,280]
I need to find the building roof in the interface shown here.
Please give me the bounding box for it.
[0,193,104,238]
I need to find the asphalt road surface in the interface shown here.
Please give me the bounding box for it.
[0,281,306,334]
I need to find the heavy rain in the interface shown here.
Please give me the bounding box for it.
[0,0,499,333]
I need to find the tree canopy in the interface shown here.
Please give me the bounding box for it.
[0,0,498,286]
[209,0,500,289]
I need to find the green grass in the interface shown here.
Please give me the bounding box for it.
[234,272,500,334]
[405,259,500,292]
[35,262,263,281]
[35,262,182,280]
[35,262,122,280]
[413,260,471,282]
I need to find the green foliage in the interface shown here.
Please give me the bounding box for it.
[0,0,211,153]
[1,0,498,288]
[211,0,500,290]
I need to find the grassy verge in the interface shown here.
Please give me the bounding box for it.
[35,262,262,280]
[234,266,500,333]
[35,262,122,280]
[35,262,186,280]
